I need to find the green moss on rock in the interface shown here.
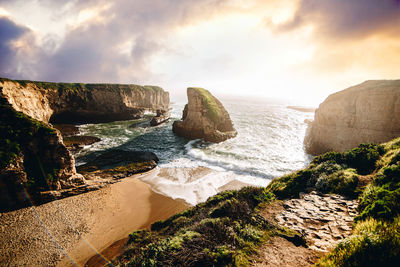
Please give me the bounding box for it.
[0,77,164,94]
[0,96,61,190]
[189,87,222,123]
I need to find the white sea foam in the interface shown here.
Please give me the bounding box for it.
[75,97,314,204]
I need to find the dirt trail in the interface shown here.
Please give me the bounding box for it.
[256,191,358,266]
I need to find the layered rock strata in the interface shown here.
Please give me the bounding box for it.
[0,78,169,124]
[172,87,237,142]
[305,80,400,155]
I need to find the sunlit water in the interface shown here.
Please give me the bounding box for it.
[75,97,314,204]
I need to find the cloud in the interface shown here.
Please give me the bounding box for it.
[0,0,236,83]
[277,0,400,40]
[0,16,30,78]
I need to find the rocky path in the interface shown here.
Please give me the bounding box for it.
[256,191,358,266]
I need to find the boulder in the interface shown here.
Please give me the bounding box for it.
[172,87,237,142]
[150,109,170,126]
[305,80,400,155]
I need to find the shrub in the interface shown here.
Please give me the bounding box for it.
[315,217,400,267]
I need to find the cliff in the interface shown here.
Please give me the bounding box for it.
[305,80,400,155]
[0,78,170,123]
[172,87,237,142]
[0,78,170,210]
[0,97,84,210]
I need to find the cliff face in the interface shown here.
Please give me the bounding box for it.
[172,87,237,143]
[305,80,400,155]
[0,78,170,210]
[0,97,84,211]
[0,79,170,123]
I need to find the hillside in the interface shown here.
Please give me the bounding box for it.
[114,138,400,266]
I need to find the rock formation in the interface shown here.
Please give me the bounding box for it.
[0,78,169,124]
[0,97,84,211]
[150,109,170,126]
[172,87,237,142]
[305,80,400,155]
[0,78,170,210]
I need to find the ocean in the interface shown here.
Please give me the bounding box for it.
[75,97,314,204]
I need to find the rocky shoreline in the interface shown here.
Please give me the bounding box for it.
[0,78,171,211]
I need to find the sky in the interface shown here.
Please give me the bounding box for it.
[0,0,400,105]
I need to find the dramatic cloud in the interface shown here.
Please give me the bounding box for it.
[0,16,28,77]
[1,0,400,104]
[0,0,236,84]
[277,0,400,40]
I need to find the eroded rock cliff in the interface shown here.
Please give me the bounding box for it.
[0,97,84,211]
[305,80,400,155]
[0,78,169,123]
[0,78,170,210]
[172,87,237,142]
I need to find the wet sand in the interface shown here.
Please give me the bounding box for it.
[0,170,189,267]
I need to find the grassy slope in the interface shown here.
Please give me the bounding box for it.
[189,87,222,123]
[0,78,164,93]
[115,138,400,266]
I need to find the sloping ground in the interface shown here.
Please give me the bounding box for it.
[113,138,400,266]
[272,192,357,252]
[256,192,357,266]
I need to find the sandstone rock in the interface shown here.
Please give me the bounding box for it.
[150,109,170,126]
[1,78,169,209]
[0,78,170,124]
[172,87,237,143]
[305,80,400,155]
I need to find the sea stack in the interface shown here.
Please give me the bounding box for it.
[305,80,400,155]
[173,87,237,142]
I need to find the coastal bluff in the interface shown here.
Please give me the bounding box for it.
[305,80,400,155]
[0,78,170,211]
[0,78,169,124]
[173,87,237,143]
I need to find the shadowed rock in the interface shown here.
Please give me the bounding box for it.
[172,87,237,143]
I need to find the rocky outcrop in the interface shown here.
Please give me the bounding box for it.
[305,80,400,155]
[172,87,237,142]
[150,109,170,126]
[0,78,170,124]
[0,97,84,211]
[0,78,170,210]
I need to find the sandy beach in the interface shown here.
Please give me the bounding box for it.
[0,170,189,267]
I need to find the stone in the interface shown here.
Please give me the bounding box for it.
[150,109,170,126]
[305,80,400,155]
[0,78,170,210]
[172,87,237,143]
[0,79,170,124]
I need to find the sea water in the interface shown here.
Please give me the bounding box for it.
[75,97,314,204]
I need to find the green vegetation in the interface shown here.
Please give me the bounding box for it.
[116,138,400,266]
[0,96,61,190]
[0,77,165,94]
[314,138,400,266]
[115,187,301,266]
[268,143,385,199]
[189,87,222,123]
[315,217,400,266]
